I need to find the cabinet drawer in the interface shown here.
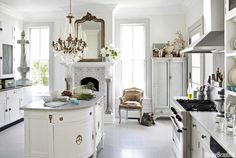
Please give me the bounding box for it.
[0,91,6,98]
[6,89,18,95]
[53,107,93,124]
[192,119,210,146]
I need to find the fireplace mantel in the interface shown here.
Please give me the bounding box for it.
[71,62,115,68]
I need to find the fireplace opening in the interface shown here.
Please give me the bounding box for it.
[81,77,99,91]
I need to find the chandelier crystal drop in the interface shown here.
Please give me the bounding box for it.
[52,0,87,64]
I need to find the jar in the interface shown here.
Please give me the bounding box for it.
[197,91,205,100]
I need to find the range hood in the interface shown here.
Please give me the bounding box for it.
[181,0,224,53]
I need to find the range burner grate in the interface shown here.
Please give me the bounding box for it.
[176,99,217,112]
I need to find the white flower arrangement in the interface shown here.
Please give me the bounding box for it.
[100,44,120,60]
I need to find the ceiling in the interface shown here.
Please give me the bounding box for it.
[0,0,188,19]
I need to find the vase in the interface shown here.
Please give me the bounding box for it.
[105,56,111,62]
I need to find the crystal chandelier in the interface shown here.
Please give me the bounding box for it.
[52,0,87,64]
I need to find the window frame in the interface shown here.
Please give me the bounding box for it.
[187,17,205,88]
[24,23,54,95]
[119,22,148,95]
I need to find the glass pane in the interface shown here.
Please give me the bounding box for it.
[31,60,49,86]
[192,67,200,84]
[2,44,13,74]
[133,60,145,90]
[30,28,40,59]
[40,28,49,59]
[192,53,200,67]
[120,25,132,59]
[133,25,145,59]
[122,60,133,88]
[191,33,200,43]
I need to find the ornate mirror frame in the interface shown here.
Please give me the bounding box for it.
[75,12,105,62]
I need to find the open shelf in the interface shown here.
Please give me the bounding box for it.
[226,52,236,57]
[226,89,236,97]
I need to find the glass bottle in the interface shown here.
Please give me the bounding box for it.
[187,83,192,99]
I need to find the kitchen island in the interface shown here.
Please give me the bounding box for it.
[20,94,105,158]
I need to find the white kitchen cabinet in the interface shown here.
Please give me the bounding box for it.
[152,58,187,117]
[191,118,213,158]
[0,87,32,128]
[53,109,94,158]
[0,92,6,127]
[6,89,21,123]
[23,96,105,158]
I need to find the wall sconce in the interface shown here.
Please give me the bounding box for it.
[0,21,2,31]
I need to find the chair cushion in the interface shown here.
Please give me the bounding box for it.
[119,101,142,109]
[123,91,141,102]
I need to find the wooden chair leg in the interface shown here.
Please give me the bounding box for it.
[119,108,121,124]
[139,109,142,123]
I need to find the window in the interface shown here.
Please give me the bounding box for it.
[29,26,50,96]
[188,18,204,90]
[190,33,201,90]
[120,24,146,91]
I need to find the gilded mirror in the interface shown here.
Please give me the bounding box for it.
[75,12,105,62]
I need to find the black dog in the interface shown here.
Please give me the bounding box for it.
[141,112,155,126]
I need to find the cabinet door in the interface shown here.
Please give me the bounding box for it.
[6,90,20,123]
[95,104,103,146]
[53,115,93,158]
[200,140,212,158]
[169,60,186,107]
[0,93,6,126]
[191,125,201,158]
[152,60,169,109]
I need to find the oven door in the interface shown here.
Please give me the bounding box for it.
[171,116,184,158]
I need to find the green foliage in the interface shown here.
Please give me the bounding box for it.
[31,60,48,86]
[82,82,96,91]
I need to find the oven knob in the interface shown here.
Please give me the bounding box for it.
[171,107,177,114]
[176,115,182,122]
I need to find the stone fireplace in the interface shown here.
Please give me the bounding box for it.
[71,62,115,123]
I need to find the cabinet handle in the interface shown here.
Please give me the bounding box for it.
[192,124,196,127]
[201,135,206,139]
[9,108,11,111]
[59,117,63,121]
[75,135,83,145]
[49,115,52,123]
[98,121,100,129]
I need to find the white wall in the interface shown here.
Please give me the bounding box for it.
[0,10,23,79]
[184,0,203,29]
[51,11,114,92]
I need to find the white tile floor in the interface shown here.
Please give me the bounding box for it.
[0,119,173,158]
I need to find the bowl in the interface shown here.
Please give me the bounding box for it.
[43,96,53,103]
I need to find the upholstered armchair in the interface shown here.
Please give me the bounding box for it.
[119,87,144,123]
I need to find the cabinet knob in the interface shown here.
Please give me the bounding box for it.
[9,108,11,111]
[89,112,92,115]
[59,117,63,121]
[201,135,206,139]
[76,135,83,145]
[192,124,196,127]
[5,109,8,112]
[49,115,52,123]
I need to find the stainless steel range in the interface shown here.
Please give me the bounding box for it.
[170,98,217,158]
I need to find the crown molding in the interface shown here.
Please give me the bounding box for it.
[0,2,23,20]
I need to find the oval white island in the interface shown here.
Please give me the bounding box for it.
[20,94,105,158]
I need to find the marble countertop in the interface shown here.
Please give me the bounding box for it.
[20,94,104,111]
[190,112,236,157]
[0,85,30,92]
